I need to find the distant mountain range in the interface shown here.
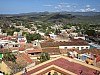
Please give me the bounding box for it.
[0,12,100,16]
[0,12,100,24]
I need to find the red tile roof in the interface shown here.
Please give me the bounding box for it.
[19,44,33,49]
[19,47,25,51]
[21,53,34,64]
[70,38,85,42]
[0,48,12,53]
[27,49,42,53]
[42,47,60,55]
[40,41,89,48]
[0,35,7,39]
[15,56,100,75]
[96,55,100,62]
[60,49,80,54]
[19,40,26,42]
[80,48,100,55]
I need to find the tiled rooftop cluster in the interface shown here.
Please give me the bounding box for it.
[15,56,100,75]
[40,41,89,48]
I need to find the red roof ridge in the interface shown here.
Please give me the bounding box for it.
[33,65,77,75]
[15,56,100,75]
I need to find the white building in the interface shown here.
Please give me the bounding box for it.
[17,36,27,44]
[59,45,90,50]
[59,41,90,50]
[40,41,90,50]
[49,33,57,39]
[74,36,85,40]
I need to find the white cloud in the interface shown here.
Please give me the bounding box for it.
[58,5,62,7]
[80,8,96,12]
[65,5,71,8]
[54,2,79,12]
[73,5,77,8]
[86,5,90,8]
[80,4,97,12]
[54,6,58,9]
[43,5,53,7]
[60,2,68,4]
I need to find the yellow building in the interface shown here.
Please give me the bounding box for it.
[0,61,11,74]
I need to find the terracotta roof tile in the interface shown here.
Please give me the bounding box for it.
[0,48,12,53]
[80,48,100,55]
[40,41,89,48]
[21,53,34,64]
[19,47,25,51]
[19,44,33,49]
[27,49,42,53]
[0,35,7,38]
[96,56,100,62]
[60,49,80,54]
[15,56,100,75]
[42,47,60,55]
[70,38,85,42]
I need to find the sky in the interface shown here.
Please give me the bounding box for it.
[0,0,100,14]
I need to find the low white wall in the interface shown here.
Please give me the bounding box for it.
[59,46,90,50]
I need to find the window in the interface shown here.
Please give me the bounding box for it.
[81,47,84,49]
[86,47,88,49]
[77,47,79,49]
[73,47,75,48]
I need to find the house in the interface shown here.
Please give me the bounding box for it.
[14,56,100,75]
[42,47,60,55]
[13,32,18,36]
[26,49,42,56]
[59,42,90,50]
[40,41,90,50]
[79,48,100,68]
[74,36,85,40]
[49,33,57,39]
[79,48,100,55]
[0,53,35,74]
[17,36,27,44]
[70,33,78,37]
[0,61,15,74]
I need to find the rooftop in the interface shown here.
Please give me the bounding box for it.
[27,49,42,53]
[40,41,89,48]
[80,48,100,55]
[42,47,60,55]
[15,56,100,75]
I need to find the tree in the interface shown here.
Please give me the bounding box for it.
[26,33,34,43]
[26,33,42,43]
[14,28,20,32]
[7,30,14,36]
[33,33,42,40]
[55,29,61,35]
[22,32,28,36]
[37,52,50,63]
[62,24,70,29]
[85,30,96,36]
[2,52,16,63]
[45,31,50,36]
[25,24,32,29]
[1,29,6,33]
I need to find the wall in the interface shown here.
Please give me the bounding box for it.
[44,70,63,75]
[59,46,90,50]
[0,61,11,74]
[74,37,85,40]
